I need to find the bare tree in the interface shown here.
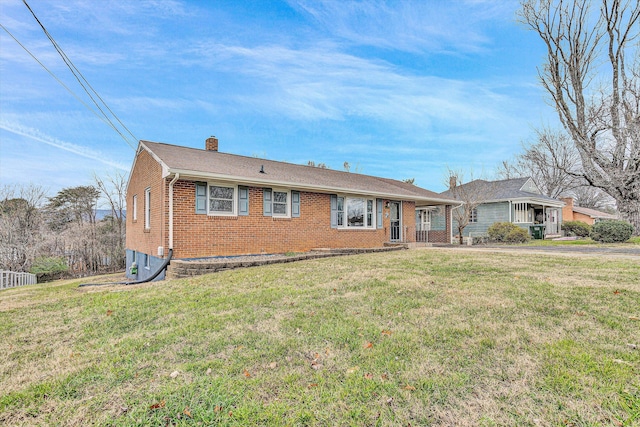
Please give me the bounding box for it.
[0,184,48,271]
[569,186,616,210]
[94,172,127,271]
[446,171,492,245]
[498,128,584,197]
[519,0,640,233]
[307,160,329,169]
[45,186,101,274]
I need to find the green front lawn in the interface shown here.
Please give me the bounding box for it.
[523,236,640,246]
[1,249,639,426]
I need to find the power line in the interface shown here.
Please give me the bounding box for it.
[19,0,138,150]
[0,22,121,134]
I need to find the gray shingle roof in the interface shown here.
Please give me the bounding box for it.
[440,177,563,205]
[572,205,617,219]
[140,141,455,204]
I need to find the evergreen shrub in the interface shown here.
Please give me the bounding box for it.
[30,256,68,282]
[488,222,530,244]
[590,220,633,243]
[563,220,592,237]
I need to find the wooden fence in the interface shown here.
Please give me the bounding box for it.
[0,270,37,290]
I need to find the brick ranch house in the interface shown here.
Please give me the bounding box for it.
[560,197,617,225]
[125,138,456,280]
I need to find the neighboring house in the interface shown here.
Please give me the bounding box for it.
[561,197,617,225]
[437,177,565,239]
[125,138,456,280]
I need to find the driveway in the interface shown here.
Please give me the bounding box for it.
[427,243,640,260]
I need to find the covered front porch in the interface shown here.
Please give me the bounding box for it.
[511,200,564,238]
[415,205,453,244]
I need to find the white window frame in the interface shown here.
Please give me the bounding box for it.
[132,194,138,222]
[144,188,151,229]
[144,253,150,270]
[337,195,376,229]
[469,207,478,223]
[208,182,237,216]
[418,208,432,231]
[271,188,291,218]
[514,202,529,223]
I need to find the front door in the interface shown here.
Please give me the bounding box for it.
[390,201,401,241]
[545,208,559,235]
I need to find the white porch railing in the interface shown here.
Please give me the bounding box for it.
[0,270,37,290]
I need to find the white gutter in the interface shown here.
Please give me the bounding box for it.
[168,173,180,250]
[165,168,459,205]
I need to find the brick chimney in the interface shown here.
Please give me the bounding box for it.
[205,136,218,152]
[449,175,457,190]
[560,197,574,221]
[560,197,574,209]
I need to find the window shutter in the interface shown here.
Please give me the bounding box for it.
[263,188,272,216]
[330,194,338,228]
[292,191,300,218]
[195,182,207,214]
[376,198,383,229]
[238,186,249,216]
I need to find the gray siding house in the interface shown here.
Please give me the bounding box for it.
[436,177,565,239]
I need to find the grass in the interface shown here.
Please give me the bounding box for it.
[1,249,639,426]
[521,236,640,246]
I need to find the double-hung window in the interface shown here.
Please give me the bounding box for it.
[132,195,138,222]
[209,184,235,215]
[336,196,344,226]
[196,182,248,216]
[335,196,375,228]
[469,207,478,223]
[272,190,289,216]
[144,188,151,229]
[263,188,298,218]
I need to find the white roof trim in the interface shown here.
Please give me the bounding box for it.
[166,168,458,205]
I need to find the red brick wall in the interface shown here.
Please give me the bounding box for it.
[402,201,416,243]
[562,198,595,225]
[570,212,595,225]
[159,180,419,258]
[125,150,166,257]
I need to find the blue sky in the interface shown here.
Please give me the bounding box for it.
[1,0,558,196]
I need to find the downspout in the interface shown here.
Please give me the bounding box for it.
[79,173,180,288]
[449,205,454,244]
[509,200,512,223]
[168,173,180,251]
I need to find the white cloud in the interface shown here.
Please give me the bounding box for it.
[288,0,518,53]
[0,120,130,171]
[182,42,517,135]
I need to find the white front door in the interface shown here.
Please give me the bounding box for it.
[545,208,559,234]
[417,209,431,231]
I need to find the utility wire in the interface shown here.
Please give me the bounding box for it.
[0,22,119,133]
[20,0,138,150]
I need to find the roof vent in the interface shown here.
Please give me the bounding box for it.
[259,165,265,173]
